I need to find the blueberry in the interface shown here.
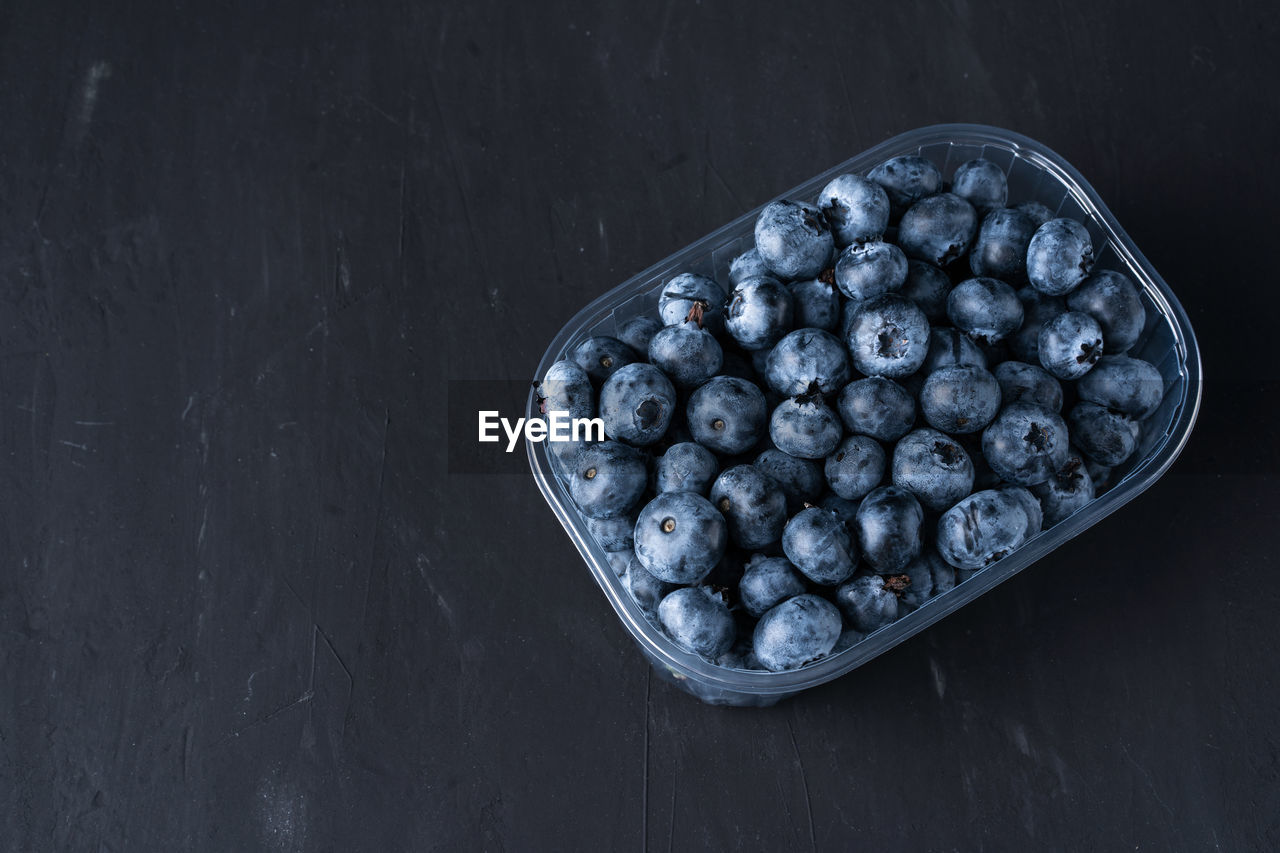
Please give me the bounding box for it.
[754,200,835,280]
[868,155,943,219]
[855,485,925,573]
[738,555,808,618]
[936,488,1034,570]
[754,449,824,510]
[970,207,1037,281]
[538,359,595,420]
[1027,218,1093,296]
[658,273,727,332]
[1068,402,1141,467]
[1008,287,1067,363]
[836,377,916,442]
[616,315,664,357]
[946,277,1024,344]
[570,336,636,384]
[981,402,1070,486]
[623,556,675,619]
[899,550,957,610]
[998,484,1043,541]
[1076,355,1163,419]
[728,248,773,287]
[587,513,637,552]
[726,276,794,351]
[845,294,931,378]
[710,464,788,549]
[833,628,868,652]
[1038,310,1104,380]
[824,434,887,500]
[782,507,858,585]
[1066,270,1147,354]
[687,376,768,455]
[1015,200,1055,227]
[993,360,1063,412]
[819,492,862,525]
[891,428,974,511]
[654,442,719,495]
[764,328,852,396]
[900,260,953,323]
[1030,454,1095,526]
[568,441,648,519]
[634,491,728,584]
[657,587,736,658]
[753,594,843,671]
[898,193,979,266]
[770,394,844,459]
[920,365,1002,434]
[1077,446,1114,492]
[817,173,891,246]
[951,158,1008,214]
[648,320,723,388]
[835,573,905,633]
[788,276,841,331]
[922,327,988,373]
[599,363,676,446]
[833,240,909,301]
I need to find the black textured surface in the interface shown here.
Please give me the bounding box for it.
[2,2,1277,850]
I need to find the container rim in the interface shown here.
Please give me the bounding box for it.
[527,123,1202,697]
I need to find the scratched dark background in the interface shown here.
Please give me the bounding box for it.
[1,0,1276,850]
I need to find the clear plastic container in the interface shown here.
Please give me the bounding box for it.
[527,124,1202,706]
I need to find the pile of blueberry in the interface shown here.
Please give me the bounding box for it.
[537,153,1163,673]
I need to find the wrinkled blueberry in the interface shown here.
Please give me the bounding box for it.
[634,491,728,584]
[1027,218,1093,296]
[770,394,844,459]
[1068,402,1141,467]
[836,377,916,442]
[936,488,1034,570]
[738,555,808,618]
[599,363,676,446]
[891,428,975,511]
[568,441,648,519]
[654,441,719,495]
[834,240,909,301]
[899,550,957,610]
[616,315,664,357]
[726,276,794,351]
[993,360,1063,412]
[1038,310,1103,380]
[846,294,931,378]
[900,260,953,323]
[1076,355,1163,419]
[570,336,636,384]
[764,328,851,397]
[1067,270,1147,354]
[658,587,736,658]
[946,277,1024,344]
[855,485,925,573]
[754,200,834,280]
[648,318,723,388]
[920,364,1002,434]
[1030,454,1095,526]
[868,155,943,219]
[970,207,1037,281]
[999,484,1044,541]
[824,434,887,500]
[788,276,841,331]
[753,594,843,671]
[710,464,788,549]
[835,573,905,633]
[587,513,637,552]
[817,173,891,246]
[1009,287,1067,363]
[922,327,988,373]
[898,193,980,266]
[754,449,824,510]
[659,273,727,333]
[782,506,858,585]
[981,402,1070,486]
[687,376,768,455]
[951,158,1008,214]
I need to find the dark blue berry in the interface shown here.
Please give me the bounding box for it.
[1067,270,1147,354]
[754,200,834,280]
[658,587,735,658]
[739,555,807,618]
[981,402,1070,486]
[920,365,1002,434]
[817,173,891,246]
[845,294,931,378]
[686,376,768,455]
[946,277,1024,344]
[868,155,943,219]
[1038,310,1103,380]
[834,240,908,301]
[898,193,980,266]
[710,464,788,549]
[855,485,924,573]
[836,377,916,442]
[654,442,719,496]
[782,507,859,585]
[1027,218,1093,296]
[599,363,676,446]
[634,491,728,583]
[824,435,887,500]
[726,276,794,351]
[568,441,648,519]
[753,594,843,671]
[891,428,974,511]
[1076,355,1163,419]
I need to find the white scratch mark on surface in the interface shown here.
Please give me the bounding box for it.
[73,420,115,426]
[181,394,196,421]
[77,61,112,133]
[59,440,89,451]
